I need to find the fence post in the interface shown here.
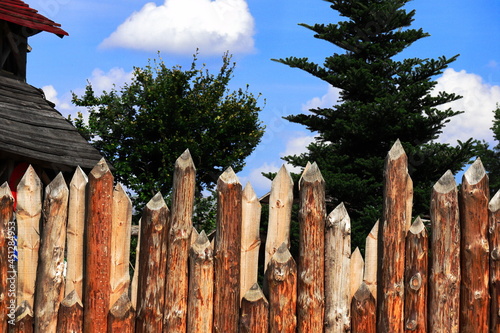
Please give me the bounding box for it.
[377,139,408,333]
[57,291,83,333]
[364,221,379,299]
[351,282,376,333]
[297,162,325,332]
[428,170,460,333]
[239,284,269,333]
[324,203,351,333]
[350,248,364,302]
[0,183,14,332]
[489,190,500,331]
[459,159,490,332]
[107,292,135,333]
[404,217,428,332]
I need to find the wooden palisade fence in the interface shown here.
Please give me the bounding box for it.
[1,142,500,332]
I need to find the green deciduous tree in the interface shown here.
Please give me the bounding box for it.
[72,53,265,225]
[273,0,480,248]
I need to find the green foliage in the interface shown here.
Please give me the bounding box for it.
[477,104,500,194]
[72,52,265,215]
[273,0,480,249]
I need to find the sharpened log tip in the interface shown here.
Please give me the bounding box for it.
[242,283,267,303]
[299,162,324,184]
[146,192,167,210]
[409,216,426,235]
[218,167,240,185]
[433,170,456,193]
[489,191,500,213]
[273,242,292,264]
[388,139,405,160]
[90,158,111,178]
[175,149,195,169]
[463,158,486,185]
[326,202,350,228]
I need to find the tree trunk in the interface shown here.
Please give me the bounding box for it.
[239,284,269,333]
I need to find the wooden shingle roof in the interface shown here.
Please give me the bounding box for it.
[0,75,103,170]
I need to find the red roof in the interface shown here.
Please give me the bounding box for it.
[0,0,68,37]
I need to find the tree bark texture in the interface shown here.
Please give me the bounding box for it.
[239,284,269,333]
[351,282,376,333]
[57,290,83,333]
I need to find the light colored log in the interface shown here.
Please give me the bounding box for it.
[265,165,293,271]
[297,162,325,332]
[57,290,83,333]
[107,292,136,333]
[135,193,169,333]
[404,217,428,333]
[489,190,500,332]
[213,167,242,333]
[266,242,297,333]
[406,175,413,232]
[110,184,132,309]
[130,218,141,311]
[459,159,490,332]
[65,166,87,300]
[164,149,196,333]
[351,282,376,333]
[350,247,364,301]
[16,165,42,326]
[239,284,269,333]
[34,173,69,333]
[428,170,460,333]
[187,230,214,333]
[0,183,14,332]
[377,139,408,333]
[363,221,379,300]
[324,202,351,333]
[241,182,262,300]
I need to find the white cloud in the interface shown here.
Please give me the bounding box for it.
[100,0,255,55]
[88,67,133,93]
[302,85,341,112]
[239,162,280,194]
[434,68,500,145]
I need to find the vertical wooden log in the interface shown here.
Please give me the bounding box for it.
[0,183,14,331]
[239,284,269,333]
[297,162,325,332]
[130,218,141,311]
[135,193,169,333]
[364,221,379,300]
[265,165,293,271]
[164,150,196,333]
[16,165,42,330]
[351,282,376,333]
[459,159,490,332]
[377,139,408,333]
[187,231,214,333]
[57,290,83,333]
[241,182,262,300]
[34,173,69,332]
[428,170,460,333]
[324,202,351,333]
[404,217,428,333]
[213,167,242,333]
[266,242,297,333]
[110,184,132,309]
[490,191,500,332]
[107,292,136,333]
[83,159,114,333]
[350,247,364,301]
[406,175,414,232]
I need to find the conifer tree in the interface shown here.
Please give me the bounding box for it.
[274,0,479,247]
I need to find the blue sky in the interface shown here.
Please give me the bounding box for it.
[25,0,500,196]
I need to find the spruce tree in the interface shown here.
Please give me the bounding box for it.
[274,0,479,247]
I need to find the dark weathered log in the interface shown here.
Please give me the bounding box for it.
[213,167,242,333]
[57,290,83,333]
[135,193,169,333]
[459,159,490,332]
[266,242,297,333]
[83,159,114,333]
[34,173,69,332]
[324,203,351,333]
[404,217,428,333]
[489,190,500,332]
[239,284,269,333]
[164,150,195,333]
[377,139,408,333]
[297,162,325,332]
[187,231,214,333]
[108,292,136,333]
[351,282,376,333]
[15,301,34,333]
[0,183,14,332]
[428,170,460,333]
[364,221,379,299]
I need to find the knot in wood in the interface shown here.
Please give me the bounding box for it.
[493,248,500,261]
[275,199,283,208]
[409,273,422,291]
[405,319,417,330]
[273,268,285,282]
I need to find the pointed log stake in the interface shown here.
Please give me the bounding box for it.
[428,170,460,333]
[404,217,428,333]
[239,284,269,333]
[459,159,490,332]
[350,247,364,301]
[57,290,83,333]
[265,165,293,271]
[213,167,242,333]
[135,193,169,333]
[83,159,114,333]
[297,162,326,332]
[107,292,136,333]
[34,173,69,332]
[15,301,34,332]
[324,203,351,333]
[377,139,408,333]
[266,242,297,333]
[164,149,196,333]
[16,165,42,328]
[187,231,214,333]
[351,282,376,333]
[364,221,379,300]
[489,191,500,332]
[241,182,262,300]
[66,167,87,300]
[0,183,14,332]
